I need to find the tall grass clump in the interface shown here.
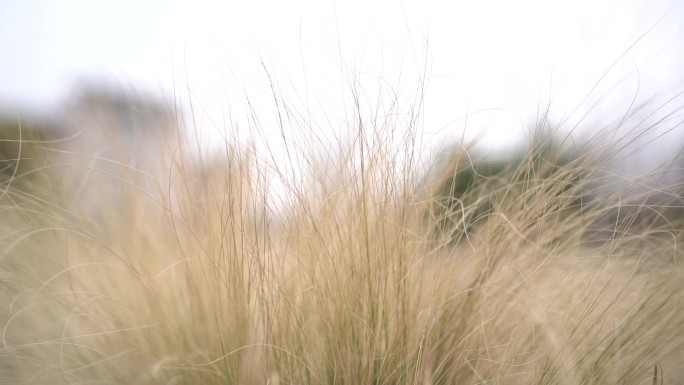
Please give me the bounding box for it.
[1,74,683,384]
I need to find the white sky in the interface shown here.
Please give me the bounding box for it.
[1,0,683,162]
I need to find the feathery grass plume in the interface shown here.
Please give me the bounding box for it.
[1,72,683,384]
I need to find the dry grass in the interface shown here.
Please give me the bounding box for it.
[1,81,683,384]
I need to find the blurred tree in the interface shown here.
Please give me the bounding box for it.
[0,116,60,194]
[423,130,595,246]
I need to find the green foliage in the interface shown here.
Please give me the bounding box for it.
[0,118,56,191]
[426,131,595,245]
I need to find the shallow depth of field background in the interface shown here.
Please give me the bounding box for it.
[1,0,683,166]
[2,2,684,384]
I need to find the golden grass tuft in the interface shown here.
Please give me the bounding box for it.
[1,80,683,384]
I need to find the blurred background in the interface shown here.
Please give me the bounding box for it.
[1,0,683,186]
[1,0,684,250]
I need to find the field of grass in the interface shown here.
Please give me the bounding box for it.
[1,80,683,384]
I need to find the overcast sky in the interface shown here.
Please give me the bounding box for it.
[1,0,683,160]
